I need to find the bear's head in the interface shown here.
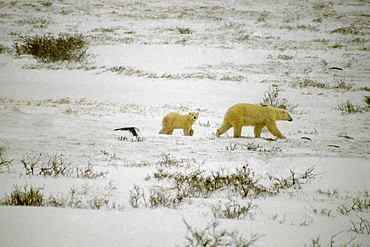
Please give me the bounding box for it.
[275,108,293,121]
[189,112,199,121]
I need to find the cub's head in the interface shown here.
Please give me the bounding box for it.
[275,108,293,121]
[188,112,199,121]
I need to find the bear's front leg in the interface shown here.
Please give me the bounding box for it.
[266,122,286,139]
[254,125,264,138]
[189,129,194,136]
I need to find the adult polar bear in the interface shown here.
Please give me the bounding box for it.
[216,103,293,139]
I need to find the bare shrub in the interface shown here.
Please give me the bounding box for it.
[183,220,259,247]
[76,163,107,179]
[88,196,110,210]
[226,142,282,152]
[148,187,180,208]
[0,146,13,172]
[350,216,370,235]
[338,190,370,215]
[261,85,298,111]
[39,154,73,177]
[129,185,146,208]
[307,231,358,247]
[21,153,42,175]
[269,166,315,192]
[49,184,116,210]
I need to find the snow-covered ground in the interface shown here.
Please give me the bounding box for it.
[0,0,369,246]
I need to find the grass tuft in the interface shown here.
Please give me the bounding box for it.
[337,99,366,114]
[1,185,44,206]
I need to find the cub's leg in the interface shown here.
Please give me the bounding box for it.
[189,129,194,136]
[183,127,192,136]
[216,121,232,137]
[254,125,265,138]
[232,125,242,138]
[266,122,286,139]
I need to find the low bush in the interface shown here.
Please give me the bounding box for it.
[183,220,259,247]
[337,99,365,114]
[337,190,370,215]
[350,216,370,235]
[363,96,370,108]
[0,146,13,172]
[21,153,107,178]
[261,85,298,112]
[212,199,255,219]
[132,161,316,209]
[14,33,90,63]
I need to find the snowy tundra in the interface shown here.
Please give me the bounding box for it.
[0,0,369,246]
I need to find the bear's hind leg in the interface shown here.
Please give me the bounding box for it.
[266,122,286,139]
[254,125,264,138]
[216,121,232,137]
[233,125,242,138]
[159,127,173,135]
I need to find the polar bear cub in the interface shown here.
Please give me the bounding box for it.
[159,112,199,136]
[216,103,292,139]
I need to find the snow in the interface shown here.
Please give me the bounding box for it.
[0,0,369,246]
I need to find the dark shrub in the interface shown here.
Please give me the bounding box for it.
[14,33,90,63]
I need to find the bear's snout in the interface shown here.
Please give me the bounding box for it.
[289,118,293,122]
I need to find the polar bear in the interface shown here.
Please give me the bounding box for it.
[216,103,292,139]
[159,112,199,136]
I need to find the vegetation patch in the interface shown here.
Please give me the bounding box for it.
[14,33,91,63]
[0,146,13,172]
[183,220,260,247]
[337,98,369,114]
[337,190,370,215]
[21,153,107,178]
[261,85,298,112]
[226,142,282,152]
[1,185,44,206]
[212,199,255,219]
[131,160,316,209]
